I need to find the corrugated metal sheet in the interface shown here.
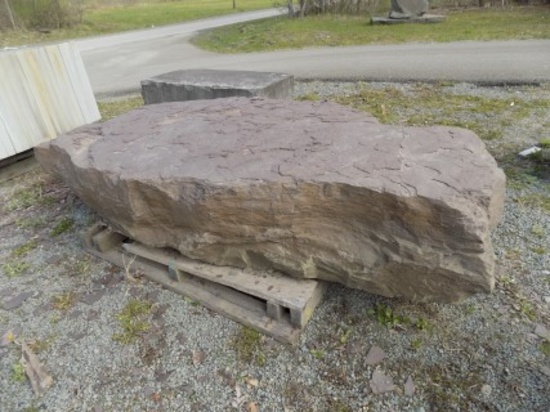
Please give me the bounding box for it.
[0,42,100,161]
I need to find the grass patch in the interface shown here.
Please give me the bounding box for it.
[51,292,77,311]
[98,96,145,120]
[232,326,265,365]
[11,239,38,258]
[193,7,550,53]
[112,299,153,344]
[16,217,48,230]
[325,83,549,143]
[11,361,26,383]
[28,336,55,353]
[513,192,550,213]
[1,0,274,47]
[50,217,74,237]
[5,183,54,211]
[368,303,410,328]
[3,261,31,278]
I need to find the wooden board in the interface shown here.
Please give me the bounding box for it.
[83,225,327,344]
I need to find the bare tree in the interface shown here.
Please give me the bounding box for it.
[2,0,16,29]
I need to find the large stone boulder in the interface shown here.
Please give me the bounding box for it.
[35,98,506,302]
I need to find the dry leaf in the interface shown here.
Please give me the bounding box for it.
[21,342,53,396]
[151,392,161,402]
[245,376,259,388]
[231,385,246,408]
[246,401,259,412]
[192,349,206,366]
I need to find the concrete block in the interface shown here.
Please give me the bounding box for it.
[141,69,294,104]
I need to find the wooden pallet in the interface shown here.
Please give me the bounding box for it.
[84,224,326,344]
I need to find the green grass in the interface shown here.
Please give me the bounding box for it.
[5,183,55,211]
[193,7,550,53]
[513,192,550,213]
[51,292,76,311]
[0,0,275,47]
[50,217,74,237]
[11,361,26,383]
[11,239,38,258]
[303,83,550,144]
[98,96,144,121]
[232,326,265,365]
[112,299,153,344]
[3,261,31,278]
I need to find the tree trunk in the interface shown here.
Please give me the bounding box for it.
[287,0,295,17]
[3,0,16,29]
[299,0,306,18]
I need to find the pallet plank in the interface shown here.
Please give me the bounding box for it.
[83,225,326,344]
[123,242,319,310]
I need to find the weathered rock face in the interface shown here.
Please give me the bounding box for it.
[35,98,506,302]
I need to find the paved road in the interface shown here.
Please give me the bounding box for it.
[78,9,550,98]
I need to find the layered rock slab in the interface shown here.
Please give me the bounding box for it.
[35,98,506,302]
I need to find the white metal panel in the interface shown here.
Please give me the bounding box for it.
[0,111,17,159]
[0,51,48,153]
[0,42,100,161]
[60,42,101,123]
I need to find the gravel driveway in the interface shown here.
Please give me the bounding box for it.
[0,81,548,412]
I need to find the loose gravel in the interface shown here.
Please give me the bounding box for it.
[0,81,548,412]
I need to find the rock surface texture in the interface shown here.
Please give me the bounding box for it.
[35,98,506,302]
[141,69,294,105]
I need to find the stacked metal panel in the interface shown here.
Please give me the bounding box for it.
[0,42,100,161]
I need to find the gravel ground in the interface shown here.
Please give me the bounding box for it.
[0,81,549,412]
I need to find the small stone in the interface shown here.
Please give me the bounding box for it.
[3,291,33,310]
[481,384,492,396]
[68,331,87,341]
[192,349,206,366]
[404,375,415,396]
[86,310,99,321]
[177,384,194,396]
[128,286,144,298]
[68,310,84,319]
[369,370,395,394]
[154,369,173,382]
[365,346,386,365]
[534,324,549,339]
[80,290,106,305]
[142,385,155,397]
[96,272,122,288]
[541,366,550,377]
[176,332,187,345]
[543,296,550,304]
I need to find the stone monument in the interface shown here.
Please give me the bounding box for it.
[372,0,446,24]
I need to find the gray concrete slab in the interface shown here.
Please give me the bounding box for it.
[141,69,293,104]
